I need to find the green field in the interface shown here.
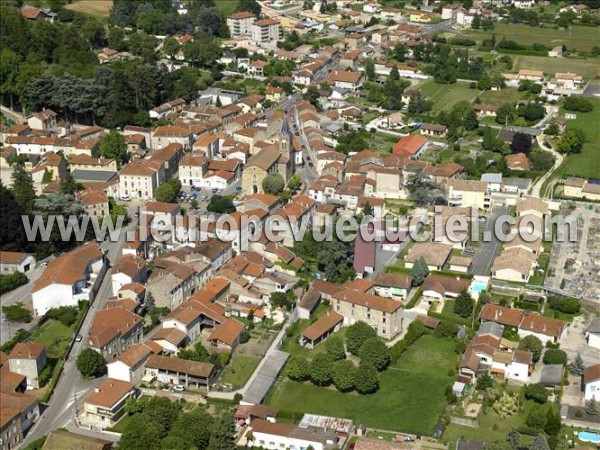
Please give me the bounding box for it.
[462,24,600,53]
[220,354,261,388]
[267,335,456,435]
[216,0,241,16]
[478,87,526,107]
[27,319,74,359]
[513,55,600,79]
[418,80,479,112]
[64,0,113,17]
[554,98,600,180]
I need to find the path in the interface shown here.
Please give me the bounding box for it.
[531,134,563,198]
[0,105,26,123]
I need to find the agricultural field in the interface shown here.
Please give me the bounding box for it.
[461,24,600,53]
[65,0,113,17]
[512,55,600,79]
[418,80,479,112]
[267,335,456,435]
[477,87,526,107]
[554,98,600,180]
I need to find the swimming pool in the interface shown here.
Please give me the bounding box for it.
[470,281,488,294]
[578,431,600,444]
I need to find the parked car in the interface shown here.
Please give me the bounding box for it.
[217,188,223,193]
[212,188,218,193]
[75,334,83,342]
[173,384,185,392]
[120,195,131,201]
[201,195,208,201]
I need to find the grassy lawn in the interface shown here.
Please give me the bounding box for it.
[267,335,456,435]
[512,55,600,79]
[220,354,261,388]
[461,24,600,53]
[478,87,526,107]
[27,319,74,359]
[552,98,600,180]
[65,0,113,17]
[216,0,241,16]
[418,80,479,112]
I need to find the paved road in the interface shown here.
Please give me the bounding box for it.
[470,206,508,276]
[23,215,137,444]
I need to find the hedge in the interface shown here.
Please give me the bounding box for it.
[428,310,472,328]
[405,287,423,309]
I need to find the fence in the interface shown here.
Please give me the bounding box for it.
[450,417,480,428]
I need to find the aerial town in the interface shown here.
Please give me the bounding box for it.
[0,0,599,449]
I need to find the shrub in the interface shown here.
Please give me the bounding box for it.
[524,383,549,404]
[2,302,32,323]
[0,272,28,295]
[76,348,107,378]
[543,349,567,365]
[546,296,581,314]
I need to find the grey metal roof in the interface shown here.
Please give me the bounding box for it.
[477,321,504,339]
[72,169,117,182]
[243,350,289,405]
[503,177,532,189]
[540,364,564,386]
[481,173,503,183]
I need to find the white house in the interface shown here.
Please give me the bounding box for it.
[31,242,106,316]
[583,364,600,401]
[249,419,338,450]
[110,255,147,296]
[586,318,600,350]
[0,251,36,274]
[106,343,154,384]
[517,314,568,344]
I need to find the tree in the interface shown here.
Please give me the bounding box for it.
[60,170,80,195]
[410,257,430,286]
[332,359,356,392]
[563,96,593,113]
[346,321,377,355]
[405,173,445,206]
[454,289,474,318]
[207,195,235,213]
[472,13,481,29]
[270,291,294,311]
[530,434,550,450]
[390,66,400,81]
[586,398,599,416]
[76,348,107,378]
[1,302,32,323]
[543,349,567,365]
[358,337,390,372]
[365,58,376,81]
[494,391,520,418]
[207,412,236,450]
[11,165,35,213]
[262,173,285,195]
[155,179,182,203]
[556,129,586,154]
[354,363,379,394]
[236,0,261,16]
[478,73,491,90]
[288,173,301,192]
[287,356,310,381]
[520,336,544,363]
[526,405,547,431]
[118,413,162,450]
[524,383,549,404]
[476,373,494,391]
[510,133,533,155]
[544,406,561,436]
[162,37,180,59]
[529,149,555,172]
[143,397,182,438]
[496,103,514,125]
[99,130,128,166]
[325,336,346,361]
[310,353,334,386]
[569,353,585,376]
[434,321,459,339]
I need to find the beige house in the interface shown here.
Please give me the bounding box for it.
[447,179,489,209]
[492,247,538,283]
[332,288,403,339]
[88,307,144,360]
[83,378,137,429]
[242,141,293,195]
[404,242,453,271]
[8,343,47,390]
[118,159,163,200]
[563,177,600,201]
[179,153,208,188]
[27,109,57,131]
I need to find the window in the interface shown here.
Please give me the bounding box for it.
[382,317,386,323]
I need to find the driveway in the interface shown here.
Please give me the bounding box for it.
[560,315,600,367]
[470,206,507,276]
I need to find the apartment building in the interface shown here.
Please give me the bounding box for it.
[331,288,403,339]
[118,159,163,200]
[251,19,281,47]
[227,11,256,37]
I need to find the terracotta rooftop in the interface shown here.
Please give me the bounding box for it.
[84,378,135,408]
[301,311,344,341]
